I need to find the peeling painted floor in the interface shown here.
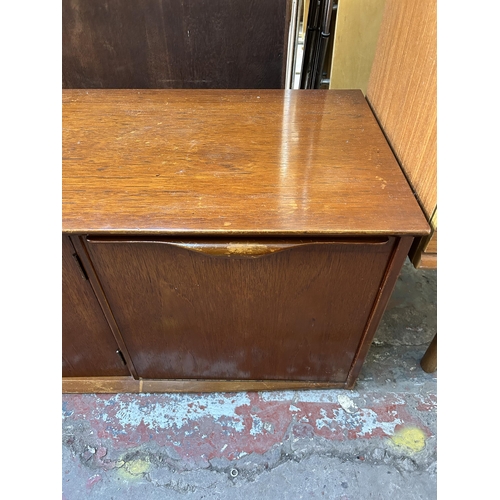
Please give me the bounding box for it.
[62,259,437,499]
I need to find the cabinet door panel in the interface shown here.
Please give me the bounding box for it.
[85,237,396,382]
[62,236,129,377]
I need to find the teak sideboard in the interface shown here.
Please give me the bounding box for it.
[62,89,429,393]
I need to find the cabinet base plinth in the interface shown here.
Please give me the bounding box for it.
[62,377,351,394]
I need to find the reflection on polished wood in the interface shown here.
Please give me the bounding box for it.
[62,89,429,237]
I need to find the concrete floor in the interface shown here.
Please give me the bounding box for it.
[62,258,437,499]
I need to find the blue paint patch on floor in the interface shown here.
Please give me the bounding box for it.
[62,401,74,417]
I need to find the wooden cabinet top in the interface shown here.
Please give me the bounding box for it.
[62,89,429,236]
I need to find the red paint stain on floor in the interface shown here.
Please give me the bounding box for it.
[63,391,432,462]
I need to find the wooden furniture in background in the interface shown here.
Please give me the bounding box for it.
[367,0,437,269]
[62,0,291,89]
[62,89,429,392]
[420,334,437,373]
[328,0,386,95]
[408,210,437,269]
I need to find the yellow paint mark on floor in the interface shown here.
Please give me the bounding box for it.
[390,427,426,453]
[117,458,150,478]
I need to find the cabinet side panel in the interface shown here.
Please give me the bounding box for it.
[346,236,414,387]
[62,236,130,377]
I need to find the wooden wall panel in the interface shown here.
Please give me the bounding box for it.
[62,0,290,89]
[329,0,386,95]
[367,0,437,220]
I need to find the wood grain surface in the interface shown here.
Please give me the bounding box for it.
[416,252,437,269]
[408,206,437,268]
[62,236,130,377]
[367,0,437,219]
[84,236,396,381]
[425,228,437,254]
[62,89,429,236]
[425,208,437,254]
[62,0,290,89]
